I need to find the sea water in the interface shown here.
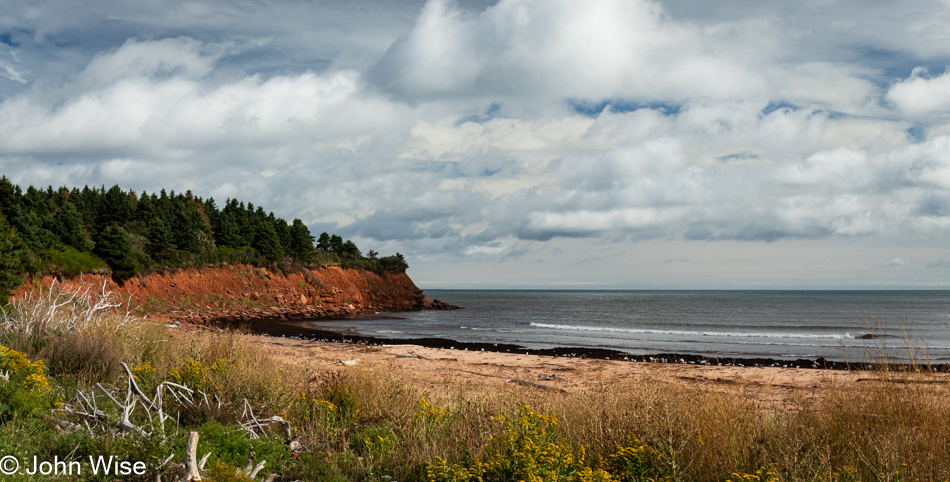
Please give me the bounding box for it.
[308,290,950,362]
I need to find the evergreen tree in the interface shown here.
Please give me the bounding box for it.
[341,240,361,259]
[134,191,156,224]
[48,202,92,251]
[379,253,408,273]
[0,179,412,278]
[288,219,314,263]
[22,185,51,218]
[171,194,213,254]
[96,185,134,229]
[213,211,246,248]
[146,218,175,258]
[8,204,49,249]
[317,232,331,251]
[93,225,137,280]
[252,221,283,263]
[0,213,22,303]
[0,176,20,220]
[329,234,344,253]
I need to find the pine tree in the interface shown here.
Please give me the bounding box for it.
[252,221,283,263]
[329,234,344,253]
[146,218,175,258]
[214,211,246,248]
[0,213,23,303]
[0,176,20,220]
[8,204,49,249]
[93,225,137,280]
[341,240,360,259]
[317,232,331,251]
[96,185,134,229]
[49,202,92,251]
[288,219,315,263]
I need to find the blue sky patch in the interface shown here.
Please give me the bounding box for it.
[567,99,682,117]
[456,103,501,125]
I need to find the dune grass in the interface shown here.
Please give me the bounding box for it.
[1,283,949,480]
[281,361,950,481]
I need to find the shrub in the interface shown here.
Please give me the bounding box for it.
[36,247,106,277]
[0,345,57,420]
[602,436,676,481]
[427,404,610,482]
[187,420,292,470]
[37,332,124,384]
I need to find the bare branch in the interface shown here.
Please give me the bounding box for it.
[248,460,266,479]
[121,362,159,411]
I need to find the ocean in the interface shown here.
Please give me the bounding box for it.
[307,290,950,363]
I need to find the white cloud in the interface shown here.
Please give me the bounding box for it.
[778,148,871,188]
[0,38,399,165]
[374,0,770,103]
[3,1,950,287]
[884,257,907,267]
[886,135,950,190]
[78,38,217,87]
[887,68,950,117]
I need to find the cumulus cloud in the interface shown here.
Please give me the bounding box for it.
[887,68,950,117]
[0,37,405,166]
[777,148,872,189]
[372,0,770,103]
[1,0,950,287]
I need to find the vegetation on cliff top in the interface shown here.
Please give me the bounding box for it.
[0,176,408,301]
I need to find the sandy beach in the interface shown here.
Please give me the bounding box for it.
[250,334,945,411]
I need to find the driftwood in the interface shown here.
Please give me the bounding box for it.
[121,362,160,411]
[505,378,568,393]
[183,432,202,481]
[395,353,431,360]
[447,368,503,378]
[53,361,293,482]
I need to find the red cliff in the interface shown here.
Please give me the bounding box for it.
[14,264,454,325]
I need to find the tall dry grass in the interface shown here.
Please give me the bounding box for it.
[0,281,299,407]
[286,357,950,481]
[0,280,153,383]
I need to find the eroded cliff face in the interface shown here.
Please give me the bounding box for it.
[15,264,452,324]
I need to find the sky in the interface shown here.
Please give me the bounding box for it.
[1,0,950,289]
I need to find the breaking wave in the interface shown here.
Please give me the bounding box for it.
[529,322,852,339]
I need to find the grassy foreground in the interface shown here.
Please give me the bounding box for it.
[0,285,948,481]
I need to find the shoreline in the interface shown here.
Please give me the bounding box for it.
[218,316,950,372]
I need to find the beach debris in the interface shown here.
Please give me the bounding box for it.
[505,378,567,393]
[395,354,431,360]
[538,374,555,381]
[448,368,502,378]
[340,358,360,366]
[176,431,271,482]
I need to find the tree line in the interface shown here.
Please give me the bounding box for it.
[0,176,408,301]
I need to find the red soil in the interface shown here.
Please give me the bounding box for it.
[14,264,452,325]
